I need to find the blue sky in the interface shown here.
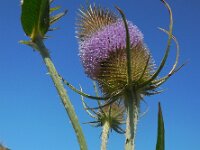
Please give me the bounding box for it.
[0,0,199,150]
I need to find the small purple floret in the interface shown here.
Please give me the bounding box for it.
[79,20,143,79]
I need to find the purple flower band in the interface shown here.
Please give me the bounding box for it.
[79,19,143,79]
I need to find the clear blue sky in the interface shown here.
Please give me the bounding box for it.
[0,0,199,150]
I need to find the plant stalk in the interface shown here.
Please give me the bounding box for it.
[35,37,88,150]
[125,91,139,150]
[101,121,110,150]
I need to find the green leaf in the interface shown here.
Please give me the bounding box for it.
[21,0,49,40]
[156,102,165,150]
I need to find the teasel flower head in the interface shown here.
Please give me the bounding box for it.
[77,5,158,99]
[75,1,181,107]
[73,1,180,149]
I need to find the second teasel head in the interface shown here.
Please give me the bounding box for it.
[82,99,126,134]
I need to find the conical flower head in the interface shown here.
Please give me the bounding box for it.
[77,5,155,97]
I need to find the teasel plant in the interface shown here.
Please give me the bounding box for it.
[20,0,87,150]
[61,0,184,149]
[19,0,183,149]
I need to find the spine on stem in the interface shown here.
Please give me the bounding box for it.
[125,91,139,150]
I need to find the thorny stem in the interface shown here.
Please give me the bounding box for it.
[101,121,110,150]
[125,91,139,150]
[116,6,137,150]
[34,37,88,150]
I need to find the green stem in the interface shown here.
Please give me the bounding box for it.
[101,121,110,150]
[125,91,139,150]
[115,7,139,150]
[35,37,87,150]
